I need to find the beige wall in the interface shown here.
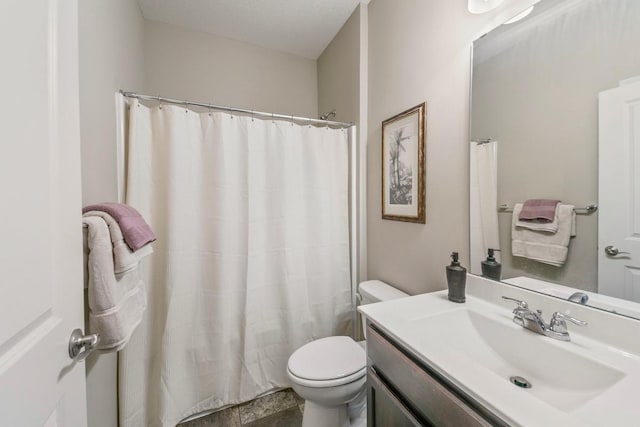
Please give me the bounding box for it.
[144,21,318,118]
[317,7,360,125]
[78,1,146,427]
[366,0,537,296]
[317,4,366,284]
[79,0,146,205]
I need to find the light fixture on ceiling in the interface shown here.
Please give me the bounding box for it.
[503,5,535,24]
[468,0,505,14]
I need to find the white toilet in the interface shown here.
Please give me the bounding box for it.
[287,280,409,427]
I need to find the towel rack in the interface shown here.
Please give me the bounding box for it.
[498,203,598,215]
[471,138,494,145]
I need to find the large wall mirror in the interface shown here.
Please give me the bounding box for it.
[469,0,640,319]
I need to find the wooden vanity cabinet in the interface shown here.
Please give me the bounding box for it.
[366,322,508,427]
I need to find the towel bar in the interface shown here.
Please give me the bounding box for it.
[498,203,598,215]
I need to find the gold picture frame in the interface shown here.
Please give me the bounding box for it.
[381,102,426,223]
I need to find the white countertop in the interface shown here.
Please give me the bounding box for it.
[359,276,640,426]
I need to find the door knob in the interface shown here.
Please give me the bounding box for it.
[68,329,100,361]
[604,245,630,257]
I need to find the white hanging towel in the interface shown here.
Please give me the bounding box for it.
[83,211,152,352]
[511,204,575,267]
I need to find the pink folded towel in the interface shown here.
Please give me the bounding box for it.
[83,203,155,251]
[518,199,561,222]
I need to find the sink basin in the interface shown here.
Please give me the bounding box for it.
[411,308,624,412]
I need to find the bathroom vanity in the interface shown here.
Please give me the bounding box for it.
[366,321,502,426]
[359,275,640,426]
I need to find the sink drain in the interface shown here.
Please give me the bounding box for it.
[510,376,532,389]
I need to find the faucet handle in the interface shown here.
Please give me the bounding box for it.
[568,292,589,304]
[502,296,528,309]
[550,312,588,333]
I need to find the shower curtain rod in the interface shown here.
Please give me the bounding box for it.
[120,90,354,128]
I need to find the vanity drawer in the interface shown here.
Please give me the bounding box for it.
[367,323,496,427]
[368,367,423,427]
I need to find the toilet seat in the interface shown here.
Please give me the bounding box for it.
[288,366,366,388]
[287,336,366,388]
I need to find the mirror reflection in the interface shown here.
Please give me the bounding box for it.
[470,0,640,318]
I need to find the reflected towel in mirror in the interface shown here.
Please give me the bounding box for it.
[518,199,561,222]
[512,204,575,267]
[513,203,577,237]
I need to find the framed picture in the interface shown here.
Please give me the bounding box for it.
[381,102,426,223]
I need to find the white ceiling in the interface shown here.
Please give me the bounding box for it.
[137,0,361,59]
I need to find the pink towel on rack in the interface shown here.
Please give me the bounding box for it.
[518,199,561,222]
[83,202,155,251]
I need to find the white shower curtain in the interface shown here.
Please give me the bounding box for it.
[119,100,352,426]
[470,141,500,275]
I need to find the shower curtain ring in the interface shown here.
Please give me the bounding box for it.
[184,101,188,114]
[272,113,275,124]
[208,104,213,117]
[230,107,233,119]
[251,110,254,122]
[158,96,163,110]
[291,114,294,126]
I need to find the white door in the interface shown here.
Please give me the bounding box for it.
[598,78,640,302]
[0,1,87,426]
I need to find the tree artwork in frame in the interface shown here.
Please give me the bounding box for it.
[382,102,426,223]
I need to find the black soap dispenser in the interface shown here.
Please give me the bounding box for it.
[446,252,466,303]
[481,248,502,281]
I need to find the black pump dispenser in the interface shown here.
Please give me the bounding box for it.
[481,248,502,281]
[446,252,466,303]
[450,252,461,265]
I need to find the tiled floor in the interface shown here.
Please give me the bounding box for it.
[178,389,305,427]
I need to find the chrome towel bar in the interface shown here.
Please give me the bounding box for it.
[497,203,598,215]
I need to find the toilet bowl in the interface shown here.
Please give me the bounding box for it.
[287,281,408,427]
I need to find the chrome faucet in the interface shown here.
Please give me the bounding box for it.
[502,296,587,341]
[568,292,589,304]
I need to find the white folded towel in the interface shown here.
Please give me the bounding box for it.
[513,203,577,237]
[83,212,152,352]
[511,204,575,267]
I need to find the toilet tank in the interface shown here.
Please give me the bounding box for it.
[359,280,409,305]
[358,280,408,338]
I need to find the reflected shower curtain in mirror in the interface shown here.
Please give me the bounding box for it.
[470,141,500,274]
[119,100,352,426]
